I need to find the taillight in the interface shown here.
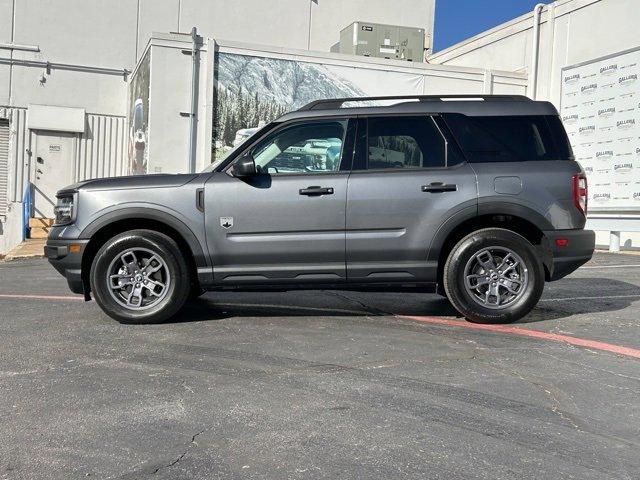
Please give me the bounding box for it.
[572,173,588,216]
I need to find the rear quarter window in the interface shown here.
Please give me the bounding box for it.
[443,114,574,162]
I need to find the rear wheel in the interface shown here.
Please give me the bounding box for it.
[90,229,190,324]
[443,228,544,324]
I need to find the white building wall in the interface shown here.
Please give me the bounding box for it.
[0,0,436,254]
[429,0,640,250]
[144,34,212,175]
[134,0,437,61]
[309,0,436,52]
[429,0,640,104]
[2,0,437,110]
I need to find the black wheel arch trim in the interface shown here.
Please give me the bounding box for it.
[428,201,555,278]
[427,204,478,265]
[79,207,209,270]
[477,199,555,231]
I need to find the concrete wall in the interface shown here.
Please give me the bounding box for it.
[1,0,135,111]
[2,0,436,111]
[139,0,436,56]
[428,0,640,250]
[429,0,638,106]
[143,34,214,175]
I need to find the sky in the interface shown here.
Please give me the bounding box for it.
[434,0,551,52]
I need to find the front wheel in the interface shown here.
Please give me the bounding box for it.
[443,228,544,324]
[90,230,191,324]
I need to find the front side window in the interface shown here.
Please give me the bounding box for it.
[366,116,447,169]
[250,120,347,175]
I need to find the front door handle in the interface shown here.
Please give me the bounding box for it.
[422,182,457,193]
[299,186,334,196]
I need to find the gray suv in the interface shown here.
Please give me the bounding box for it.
[45,95,595,324]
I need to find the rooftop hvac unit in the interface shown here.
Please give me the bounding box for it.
[338,22,427,62]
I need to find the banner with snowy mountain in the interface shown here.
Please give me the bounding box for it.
[212,52,424,159]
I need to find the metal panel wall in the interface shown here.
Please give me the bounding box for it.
[77,114,127,181]
[0,107,127,206]
[4,107,30,203]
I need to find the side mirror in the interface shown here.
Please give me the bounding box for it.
[231,154,257,177]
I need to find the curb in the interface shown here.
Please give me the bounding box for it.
[2,254,46,262]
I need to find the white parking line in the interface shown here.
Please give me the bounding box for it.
[540,294,640,302]
[581,264,640,269]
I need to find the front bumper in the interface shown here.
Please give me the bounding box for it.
[45,239,90,295]
[543,229,595,281]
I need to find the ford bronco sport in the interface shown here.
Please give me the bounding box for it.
[46,95,595,324]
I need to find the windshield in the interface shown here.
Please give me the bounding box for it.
[202,122,277,173]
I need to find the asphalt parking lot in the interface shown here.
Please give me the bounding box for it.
[1,253,639,479]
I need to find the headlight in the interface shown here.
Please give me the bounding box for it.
[53,194,75,225]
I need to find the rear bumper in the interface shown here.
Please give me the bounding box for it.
[45,239,89,295]
[543,229,595,281]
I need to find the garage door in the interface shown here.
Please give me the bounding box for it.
[0,119,9,216]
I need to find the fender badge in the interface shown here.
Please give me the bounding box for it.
[220,217,234,229]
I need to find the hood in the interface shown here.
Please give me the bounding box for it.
[58,173,199,194]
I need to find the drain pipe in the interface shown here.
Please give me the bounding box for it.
[188,26,199,173]
[530,3,546,99]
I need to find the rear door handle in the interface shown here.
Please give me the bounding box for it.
[299,186,334,196]
[422,182,457,193]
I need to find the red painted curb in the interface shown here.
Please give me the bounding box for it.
[0,293,84,301]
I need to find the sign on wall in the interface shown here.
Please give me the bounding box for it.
[560,47,640,212]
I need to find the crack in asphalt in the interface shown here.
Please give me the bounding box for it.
[152,428,206,475]
[490,363,587,434]
[321,291,390,316]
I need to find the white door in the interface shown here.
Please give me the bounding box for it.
[33,131,75,218]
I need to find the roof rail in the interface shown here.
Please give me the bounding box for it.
[298,94,532,111]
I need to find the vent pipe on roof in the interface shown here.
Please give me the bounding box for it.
[530,3,546,100]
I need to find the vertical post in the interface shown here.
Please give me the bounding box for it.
[22,182,31,240]
[529,3,546,100]
[483,69,493,94]
[188,26,199,173]
[610,231,621,253]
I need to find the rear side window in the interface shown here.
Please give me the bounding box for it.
[444,114,573,162]
[366,116,446,169]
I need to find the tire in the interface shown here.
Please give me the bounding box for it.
[443,228,544,324]
[90,229,191,324]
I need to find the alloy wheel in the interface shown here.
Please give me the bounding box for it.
[106,248,171,310]
[463,246,529,309]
